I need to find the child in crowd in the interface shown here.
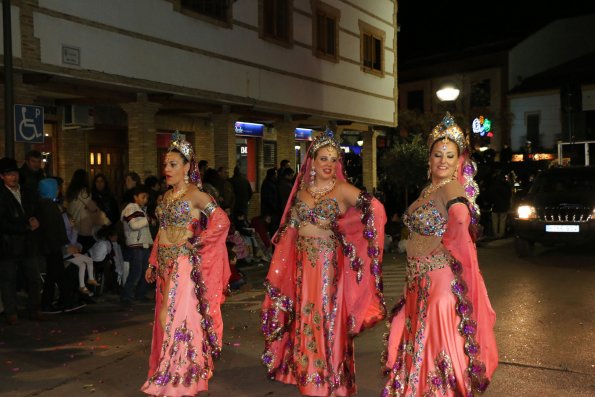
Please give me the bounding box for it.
[227,243,246,291]
[88,226,126,294]
[233,212,271,263]
[120,185,152,304]
[62,212,99,296]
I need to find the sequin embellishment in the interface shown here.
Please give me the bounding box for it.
[403,200,447,237]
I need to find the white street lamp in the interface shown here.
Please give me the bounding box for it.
[436,86,460,102]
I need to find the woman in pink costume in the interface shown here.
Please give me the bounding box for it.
[382,113,498,397]
[141,132,230,396]
[261,130,387,396]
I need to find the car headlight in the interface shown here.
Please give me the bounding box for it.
[517,205,537,220]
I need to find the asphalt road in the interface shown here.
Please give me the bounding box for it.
[0,238,593,396]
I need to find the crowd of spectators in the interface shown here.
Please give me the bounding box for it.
[0,152,295,324]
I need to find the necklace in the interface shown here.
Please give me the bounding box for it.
[421,175,455,199]
[307,178,336,201]
[167,184,188,204]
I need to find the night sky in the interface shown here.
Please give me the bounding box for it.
[397,1,595,60]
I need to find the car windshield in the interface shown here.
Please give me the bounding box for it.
[530,169,595,194]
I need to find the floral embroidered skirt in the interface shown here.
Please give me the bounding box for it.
[382,253,480,397]
[274,235,356,396]
[141,254,213,396]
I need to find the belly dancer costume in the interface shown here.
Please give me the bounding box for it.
[141,133,230,396]
[261,130,387,396]
[382,114,497,397]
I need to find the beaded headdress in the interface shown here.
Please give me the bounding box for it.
[167,131,202,189]
[168,131,194,161]
[308,129,341,158]
[428,112,466,153]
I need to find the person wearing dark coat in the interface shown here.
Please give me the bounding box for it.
[230,166,253,218]
[487,171,512,238]
[92,173,120,226]
[0,157,43,325]
[19,150,45,193]
[260,168,279,233]
[38,178,79,312]
[277,167,295,214]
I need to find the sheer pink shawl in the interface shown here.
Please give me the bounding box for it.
[262,141,387,375]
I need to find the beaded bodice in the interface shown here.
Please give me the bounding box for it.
[403,199,447,237]
[295,197,340,230]
[157,199,196,229]
[156,199,199,244]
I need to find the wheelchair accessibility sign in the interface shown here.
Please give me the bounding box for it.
[14,104,44,143]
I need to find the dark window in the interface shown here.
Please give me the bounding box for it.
[263,0,291,42]
[180,0,230,22]
[362,33,382,73]
[263,141,277,168]
[470,79,491,107]
[407,90,424,112]
[313,4,339,61]
[526,113,540,149]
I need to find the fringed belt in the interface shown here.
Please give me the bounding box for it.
[406,251,454,282]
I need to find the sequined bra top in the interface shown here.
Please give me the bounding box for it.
[294,197,340,230]
[156,199,199,232]
[403,199,447,237]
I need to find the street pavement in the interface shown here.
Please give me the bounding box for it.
[0,238,593,396]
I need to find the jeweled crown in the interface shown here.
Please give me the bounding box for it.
[428,112,466,152]
[309,129,341,157]
[168,131,194,161]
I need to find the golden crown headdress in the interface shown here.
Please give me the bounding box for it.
[428,112,466,152]
[168,131,194,161]
[308,128,341,157]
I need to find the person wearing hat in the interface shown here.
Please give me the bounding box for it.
[0,157,44,325]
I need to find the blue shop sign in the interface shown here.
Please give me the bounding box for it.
[295,128,313,141]
[235,122,264,137]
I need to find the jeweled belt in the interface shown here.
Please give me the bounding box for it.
[296,234,338,252]
[406,251,454,282]
[157,244,191,275]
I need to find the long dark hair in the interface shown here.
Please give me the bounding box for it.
[66,169,90,202]
[92,173,112,195]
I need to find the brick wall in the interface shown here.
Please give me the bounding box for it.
[122,94,160,179]
[156,115,215,167]
[274,121,298,170]
[212,113,237,178]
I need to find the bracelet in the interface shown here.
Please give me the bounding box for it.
[202,201,218,218]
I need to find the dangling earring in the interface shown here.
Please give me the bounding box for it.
[427,168,431,180]
[184,174,189,184]
[309,167,316,186]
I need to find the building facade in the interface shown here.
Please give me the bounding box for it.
[397,13,595,161]
[0,0,397,214]
[508,15,595,154]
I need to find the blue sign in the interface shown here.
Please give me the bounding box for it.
[295,128,313,141]
[14,104,44,143]
[235,122,264,137]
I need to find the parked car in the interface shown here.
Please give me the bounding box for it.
[512,166,595,257]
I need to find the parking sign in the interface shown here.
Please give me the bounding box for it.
[14,104,44,143]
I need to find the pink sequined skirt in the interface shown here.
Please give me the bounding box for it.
[274,235,356,396]
[382,253,478,396]
[141,254,212,396]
